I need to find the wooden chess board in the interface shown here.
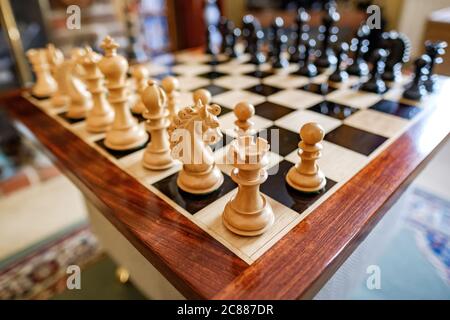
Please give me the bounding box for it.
[22,50,448,266]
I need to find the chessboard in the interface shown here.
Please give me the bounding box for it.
[22,49,447,265]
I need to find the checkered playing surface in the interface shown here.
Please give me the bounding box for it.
[26,51,432,265]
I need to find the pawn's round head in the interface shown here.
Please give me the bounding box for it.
[161,76,179,92]
[300,122,324,145]
[234,102,255,121]
[193,89,211,105]
[131,65,149,80]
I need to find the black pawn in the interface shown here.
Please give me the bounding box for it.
[242,15,256,54]
[290,7,310,63]
[361,49,388,94]
[250,29,266,66]
[223,20,240,58]
[403,55,431,101]
[315,6,340,70]
[380,31,411,82]
[219,17,229,54]
[271,17,289,69]
[329,42,349,83]
[346,24,370,77]
[424,40,447,92]
[294,38,318,78]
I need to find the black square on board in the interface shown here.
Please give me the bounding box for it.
[198,71,227,80]
[254,101,296,121]
[220,106,233,116]
[369,99,422,120]
[257,125,299,157]
[152,171,237,215]
[95,136,150,159]
[57,112,85,125]
[325,125,387,156]
[300,83,337,95]
[261,160,336,214]
[245,70,274,79]
[246,84,281,97]
[201,84,230,96]
[308,101,359,120]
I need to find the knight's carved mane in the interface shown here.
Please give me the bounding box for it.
[168,100,222,152]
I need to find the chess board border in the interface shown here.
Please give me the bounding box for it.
[2,70,449,299]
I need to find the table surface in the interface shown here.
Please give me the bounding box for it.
[2,72,449,299]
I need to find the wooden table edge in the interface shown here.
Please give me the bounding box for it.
[2,85,449,299]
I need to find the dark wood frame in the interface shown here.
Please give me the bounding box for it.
[1,88,449,299]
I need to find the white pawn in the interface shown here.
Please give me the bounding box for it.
[161,76,180,122]
[233,102,255,136]
[223,136,274,236]
[26,48,57,98]
[141,80,174,170]
[80,47,114,133]
[286,122,326,193]
[130,65,149,114]
[66,49,92,119]
[46,44,68,108]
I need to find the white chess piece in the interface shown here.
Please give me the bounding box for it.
[130,65,149,114]
[161,76,180,123]
[99,36,148,150]
[222,135,274,236]
[26,48,57,98]
[286,122,326,192]
[169,100,224,194]
[65,49,92,119]
[141,79,174,170]
[233,101,255,136]
[80,47,114,133]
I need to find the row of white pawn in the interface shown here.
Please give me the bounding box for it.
[27,37,327,237]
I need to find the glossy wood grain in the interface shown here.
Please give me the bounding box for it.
[214,88,450,299]
[1,94,248,299]
[1,85,449,299]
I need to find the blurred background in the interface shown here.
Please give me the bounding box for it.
[1,0,450,92]
[0,0,449,300]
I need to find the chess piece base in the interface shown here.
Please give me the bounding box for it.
[177,165,224,195]
[223,194,274,237]
[51,95,69,108]
[286,165,326,193]
[87,110,114,133]
[105,125,148,151]
[67,102,92,120]
[143,148,174,171]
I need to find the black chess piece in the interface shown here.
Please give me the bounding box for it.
[290,7,310,63]
[315,5,340,70]
[204,0,220,55]
[271,17,289,69]
[223,20,240,58]
[294,38,318,78]
[250,29,266,66]
[219,17,229,54]
[346,23,370,77]
[229,27,241,58]
[403,55,431,101]
[242,15,256,54]
[380,31,411,82]
[328,42,349,84]
[361,49,388,94]
[424,40,447,92]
